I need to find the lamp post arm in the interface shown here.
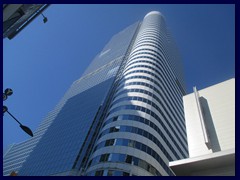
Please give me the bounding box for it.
[6,110,22,125]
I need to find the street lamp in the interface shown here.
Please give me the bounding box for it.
[3,88,33,137]
[3,88,13,101]
[41,13,48,23]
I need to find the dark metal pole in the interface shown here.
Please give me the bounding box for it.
[5,110,33,137]
[3,88,33,137]
[6,110,22,125]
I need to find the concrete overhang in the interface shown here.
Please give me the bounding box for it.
[169,149,235,176]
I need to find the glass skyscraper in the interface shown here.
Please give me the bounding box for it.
[3,11,188,176]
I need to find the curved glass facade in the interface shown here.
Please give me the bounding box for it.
[4,11,188,176]
[85,11,188,176]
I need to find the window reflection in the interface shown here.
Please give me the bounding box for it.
[88,153,162,176]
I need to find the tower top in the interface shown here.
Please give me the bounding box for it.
[144,11,162,18]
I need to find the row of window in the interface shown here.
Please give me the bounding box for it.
[129,47,165,63]
[123,57,184,118]
[102,114,188,155]
[110,87,187,152]
[132,41,165,59]
[107,104,187,146]
[133,42,166,57]
[112,86,185,135]
[130,38,170,71]
[112,84,186,142]
[116,74,187,139]
[4,150,33,165]
[122,64,183,116]
[111,94,186,140]
[3,158,26,169]
[113,84,185,130]
[4,138,37,156]
[87,169,133,176]
[97,124,179,160]
[120,63,184,117]
[130,23,185,96]
[124,60,183,109]
[132,34,169,60]
[109,96,187,155]
[125,52,184,112]
[133,35,165,52]
[132,34,171,63]
[88,153,163,176]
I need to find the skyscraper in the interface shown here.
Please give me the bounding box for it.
[3,11,188,176]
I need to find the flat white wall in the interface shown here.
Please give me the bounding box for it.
[183,78,235,157]
[190,165,235,176]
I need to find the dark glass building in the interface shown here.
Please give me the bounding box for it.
[3,11,188,176]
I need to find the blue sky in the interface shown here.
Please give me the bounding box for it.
[3,4,235,152]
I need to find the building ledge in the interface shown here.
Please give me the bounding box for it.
[169,149,235,176]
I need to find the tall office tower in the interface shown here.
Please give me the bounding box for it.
[3,20,139,176]
[85,11,188,176]
[4,11,188,176]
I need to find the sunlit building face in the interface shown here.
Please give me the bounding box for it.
[4,11,188,176]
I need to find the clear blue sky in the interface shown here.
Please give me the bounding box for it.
[3,4,235,152]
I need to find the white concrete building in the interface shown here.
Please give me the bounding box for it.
[170,78,235,176]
